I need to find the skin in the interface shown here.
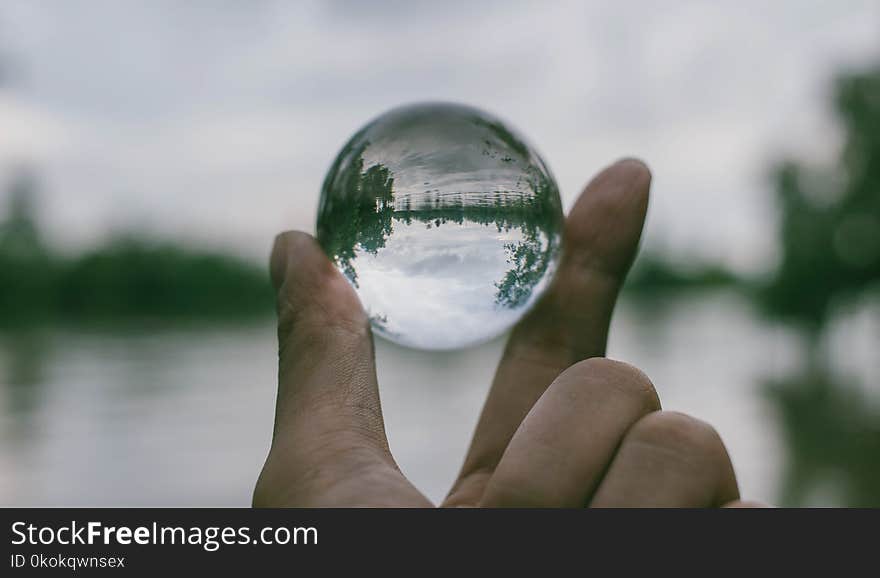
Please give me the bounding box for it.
[253,158,764,508]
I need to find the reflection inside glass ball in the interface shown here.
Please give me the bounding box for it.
[317,102,564,350]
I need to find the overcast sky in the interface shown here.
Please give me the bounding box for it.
[0,0,878,271]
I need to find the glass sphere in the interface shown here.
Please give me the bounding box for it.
[317,102,564,350]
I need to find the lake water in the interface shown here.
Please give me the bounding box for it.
[1,293,876,506]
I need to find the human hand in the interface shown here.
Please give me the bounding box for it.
[253,159,759,507]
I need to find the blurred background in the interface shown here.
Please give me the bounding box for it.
[1,0,878,506]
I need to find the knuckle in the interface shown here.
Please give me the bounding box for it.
[559,356,615,378]
[559,357,660,411]
[630,411,727,465]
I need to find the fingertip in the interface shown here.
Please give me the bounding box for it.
[270,230,319,291]
[577,157,652,217]
[613,157,652,184]
[561,157,653,278]
[270,229,368,343]
[614,157,652,213]
[572,157,652,215]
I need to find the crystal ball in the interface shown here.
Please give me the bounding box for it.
[317,102,564,350]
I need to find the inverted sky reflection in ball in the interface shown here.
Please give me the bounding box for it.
[317,103,564,350]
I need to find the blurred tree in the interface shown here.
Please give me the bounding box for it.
[0,168,46,257]
[0,170,274,326]
[762,65,880,507]
[0,168,55,323]
[761,67,880,342]
[57,239,273,320]
[767,371,880,507]
[623,252,740,300]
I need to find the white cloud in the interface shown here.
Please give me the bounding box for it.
[0,0,877,267]
[0,95,76,162]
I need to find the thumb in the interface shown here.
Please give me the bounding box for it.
[258,231,393,499]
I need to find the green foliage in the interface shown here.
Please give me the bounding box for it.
[0,239,273,327]
[623,252,741,299]
[766,370,880,507]
[760,67,880,333]
[493,175,562,308]
[316,140,395,286]
[56,240,273,320]
[760,65,880,507]
[0,178,273,327]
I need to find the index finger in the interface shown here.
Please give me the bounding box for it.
[444,158,652,506]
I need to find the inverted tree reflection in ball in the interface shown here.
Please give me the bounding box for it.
[317,103,564,350]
